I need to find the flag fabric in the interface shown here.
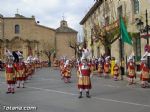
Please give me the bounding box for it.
[120,16,132,45]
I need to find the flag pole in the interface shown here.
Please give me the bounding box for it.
[119,16,123,68]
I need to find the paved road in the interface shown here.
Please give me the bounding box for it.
[0,68,150,112]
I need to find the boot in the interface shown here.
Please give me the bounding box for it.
[68,78,71,83]
[78,92,82,98]
[86,91,91,98]
[11,88,15,94]
[22,81,25,88]
[6,88,11,94]
[141,84,146,88]
[17,81,20,88]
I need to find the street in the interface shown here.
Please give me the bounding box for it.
[0,67,150,112]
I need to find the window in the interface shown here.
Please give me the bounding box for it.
[133,0,139,14]
[15,25,20,34]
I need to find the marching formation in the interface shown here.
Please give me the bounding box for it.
[57,47,150,98]
[4,50,43,94]
[2,47,150,98]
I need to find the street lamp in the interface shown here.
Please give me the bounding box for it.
[136,19,144,32]
[135,10,149,45]
[145,9,149,45]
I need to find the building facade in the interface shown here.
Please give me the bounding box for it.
[56,20,78,59]
[80,0,150,62]
[0,14,77,60]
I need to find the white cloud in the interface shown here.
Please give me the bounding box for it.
[0,0,95,34]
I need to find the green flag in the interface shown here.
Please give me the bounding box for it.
[120,16,132,45]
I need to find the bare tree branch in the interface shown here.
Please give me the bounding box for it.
[110,33,120,44]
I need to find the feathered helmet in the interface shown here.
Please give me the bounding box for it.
[98,58,101,62]
[33,56,39,61]
[27,55,33,63]
[81,48,90,62]
[128,52,135,62]
[141,51,148,61]
[105,56,110,62]
[64,59,70,67]
[17,51,23,60]
[5,49,14,62]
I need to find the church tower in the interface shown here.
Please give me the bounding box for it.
[56,19,78,58]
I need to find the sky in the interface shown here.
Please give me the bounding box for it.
[0,0,95,41]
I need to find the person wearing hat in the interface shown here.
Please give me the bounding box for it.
[15,51,26,88]
[111,57,115,78]
[113,60,120,81]
[97,58,103,77]
[53,58,59,69]
[90,58,95,75]
[77,56,92,98]
[5,52,16,94]
[140,57,150,88]
[59,58,65,80]
[104,56,110,78]
[127,57,136,85]
[62,60,71,83]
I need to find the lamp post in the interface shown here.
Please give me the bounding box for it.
[136,11,150,68]
[136,19,144,33]
[145,10,149,45]
[136,10,149,45]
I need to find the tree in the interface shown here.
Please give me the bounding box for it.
[67,37,78,58]
[42,41,55,67]
[44,48,55,66]
[92,23,120,56]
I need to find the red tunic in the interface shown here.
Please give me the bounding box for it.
[98,64,103,73]
[5,64,15,84]
[90,63,95,72]
[77,64,91,89]
[63,65,71,78]
[127,63,136,78]
[104,62,110,73]
[140,62,145,71]
[15,62,25,80]
[141,64,149,81]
